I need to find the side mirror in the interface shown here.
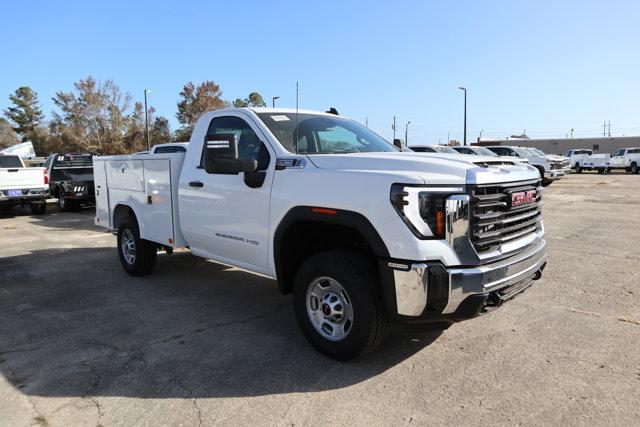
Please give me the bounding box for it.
[393,138,404,149]
[204,133,257,174]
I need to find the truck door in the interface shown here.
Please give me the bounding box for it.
[610,149,625,168]
[179,114,274,272]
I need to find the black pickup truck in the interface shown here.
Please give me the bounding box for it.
[44,153,95,211]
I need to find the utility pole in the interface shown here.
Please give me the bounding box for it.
[479,129,484,140]
[272,96,280,107]
[405,121,410,144]
[392,116,396,141]
[458,87,467,145]
[365,117,368,127]
[570,128,574,139]
[144,89,151,150]
[603,121,606,138]
[608,121,611,137]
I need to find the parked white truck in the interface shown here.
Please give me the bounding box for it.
[0,154,48,214]
[609,148,640,174]
[94,108,547,360]
[484,146,564,185]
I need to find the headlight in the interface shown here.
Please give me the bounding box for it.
[390,184,465,239]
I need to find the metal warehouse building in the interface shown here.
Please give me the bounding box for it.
[474,136,640,155]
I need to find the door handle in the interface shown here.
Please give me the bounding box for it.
[189,181,204,188]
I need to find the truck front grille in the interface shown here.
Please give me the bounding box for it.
[469,180,543,253]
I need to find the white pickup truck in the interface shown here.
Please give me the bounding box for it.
[609,148,640,174]
[484,146,564,185]
[0,154,48,214]
[94,108,547,360]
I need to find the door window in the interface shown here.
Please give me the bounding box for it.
[203,116,270,170]
[612,149,624,157]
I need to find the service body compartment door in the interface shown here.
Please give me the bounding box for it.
[105,159,145,191]
[142,159,175,246]
[93,161,110,228]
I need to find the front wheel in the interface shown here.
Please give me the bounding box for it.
[631,162,639,174]
[293,250,387,360]
[597,168,604,174]
[575,163,582,174]
[117,218,157,276]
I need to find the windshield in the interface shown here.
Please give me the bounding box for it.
[475,147,498,156]
[257,113,398,154]
[512,147,532,157]
[0,156,23,168]
[531,148,546,155]
[434,146,458,154]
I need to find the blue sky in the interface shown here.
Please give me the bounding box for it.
[1,0,639,144]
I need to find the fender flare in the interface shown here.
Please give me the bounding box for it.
[273,206,390,293]
[112,203,145,237]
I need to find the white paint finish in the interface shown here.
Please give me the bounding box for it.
[178,110,275,270]
[93,153,187,247]
[93,160,110,228]
[0,157,47,191]
[95,107,543,280]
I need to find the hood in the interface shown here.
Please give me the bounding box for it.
[306,152,539,185]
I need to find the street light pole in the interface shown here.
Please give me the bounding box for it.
[144,89,151,151]
[272,96,280,107]
[458,86,467,145]
[405,121,410,144]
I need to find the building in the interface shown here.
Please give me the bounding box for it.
[474,136,640,155]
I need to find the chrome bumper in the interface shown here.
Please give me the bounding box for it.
[393,239,547,317]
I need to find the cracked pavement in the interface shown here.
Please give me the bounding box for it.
[0,173,639,425]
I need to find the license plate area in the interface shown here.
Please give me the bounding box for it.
[7,189,22,197]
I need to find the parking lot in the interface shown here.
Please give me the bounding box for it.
[1,173,639,425]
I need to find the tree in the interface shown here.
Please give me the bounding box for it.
[150,116,172,145]
[233,91,266,108]
[3,86,50,154]
[175,81,226,140]
[0,118,20,149]
[3,86,44,138]
[49,76,146,154]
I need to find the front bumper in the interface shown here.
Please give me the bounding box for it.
[544,170,564,180]
[390,239,547,321]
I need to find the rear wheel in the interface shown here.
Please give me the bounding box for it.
[58,190,71,211]
[117,218,157,276]
[293,250,388,360]
[30,202,46,215]
[597,168,604,174]
[631,162,639,174]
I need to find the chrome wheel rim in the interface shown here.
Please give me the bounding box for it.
[121,229,136,265]
[306,276,354,341]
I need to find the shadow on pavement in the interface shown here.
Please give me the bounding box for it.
[0,247,442,399]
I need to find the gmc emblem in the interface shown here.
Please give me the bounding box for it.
[511,190,536,207]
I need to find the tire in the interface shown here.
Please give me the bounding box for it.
[30,202,46,215]
[542,179,552,187]
[575,163,582,174]
[58,190,71,211]
[117,217,157,276]
[597,168,604,174]
[293,250,388,360]
[631,162,639,174]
